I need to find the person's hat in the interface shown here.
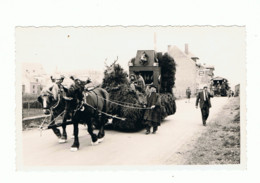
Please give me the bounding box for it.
[203,85,208,89]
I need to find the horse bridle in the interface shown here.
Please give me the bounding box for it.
[42,92,60,111]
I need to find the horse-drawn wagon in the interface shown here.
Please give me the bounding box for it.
[36,49,177,151]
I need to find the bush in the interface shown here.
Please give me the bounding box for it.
[160,93,176,119]
[22,93,42,109]
[22,93,38,102]
[102,64,145,131]
[159,53,176,93]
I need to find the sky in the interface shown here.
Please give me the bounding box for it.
[16,26,245,89]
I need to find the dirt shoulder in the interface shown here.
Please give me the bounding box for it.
[168,97,240,165]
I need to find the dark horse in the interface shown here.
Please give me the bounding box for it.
[64,76,109,151]
[38,84,70,143]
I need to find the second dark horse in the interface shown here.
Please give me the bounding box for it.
[64,77,109,151]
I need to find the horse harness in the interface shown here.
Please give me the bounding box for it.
[74,89,101,118]
[49,84,65,111]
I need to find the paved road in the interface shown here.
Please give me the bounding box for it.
[21,97,228,167]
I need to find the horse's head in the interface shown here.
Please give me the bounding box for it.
[62,76,91,106]
[70,76,91,91]
[38,89,55,115]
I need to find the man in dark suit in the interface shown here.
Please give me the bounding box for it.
[143,84,161,134]
[195,85,214,126]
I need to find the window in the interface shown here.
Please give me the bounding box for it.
[32,85,35,89]
[199,71,204,76]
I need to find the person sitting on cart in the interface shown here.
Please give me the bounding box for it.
[129,74,137,92]
[143,84,161,134]
[50,74,65,101]
[134,71,145,93]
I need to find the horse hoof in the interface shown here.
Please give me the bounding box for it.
[58,139,66,143]
[91,140,99,146]
[97,137,104,143]
[70,147,78,152]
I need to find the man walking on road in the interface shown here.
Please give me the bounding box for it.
[195,85,214,126]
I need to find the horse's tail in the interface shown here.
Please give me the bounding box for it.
[101,88,109,113]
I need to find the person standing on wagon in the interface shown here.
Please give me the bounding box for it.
[134,71,145,93]
[195,85,214,126]
[143,84,161,134]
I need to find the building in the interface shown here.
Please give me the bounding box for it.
[22,62,47,94]
[196,63,215,91]
[168,44,214,98]
[22,74,42,94]
[168,44,197,98]
[22,62,46,76]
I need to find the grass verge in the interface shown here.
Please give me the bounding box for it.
[184,97,240,164]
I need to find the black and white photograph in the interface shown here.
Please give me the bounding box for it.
[16,26,246,168]
[2,0,260,183]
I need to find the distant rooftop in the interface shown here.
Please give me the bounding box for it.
[22,62,46,75]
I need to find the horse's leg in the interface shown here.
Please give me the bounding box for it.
[97,94,109,142]
[60,112,69,143]
[70,112,80,151]
[59,123,67,143]
[86,119,98,145]
[97,114,106,143]
[50,115,61,140]
[70,120,80,151]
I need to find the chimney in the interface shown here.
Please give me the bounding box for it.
[185,43,189,54]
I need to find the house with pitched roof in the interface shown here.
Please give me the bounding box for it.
[168,44,197,98]
[168,44,214,98]
[196,63,215,89]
